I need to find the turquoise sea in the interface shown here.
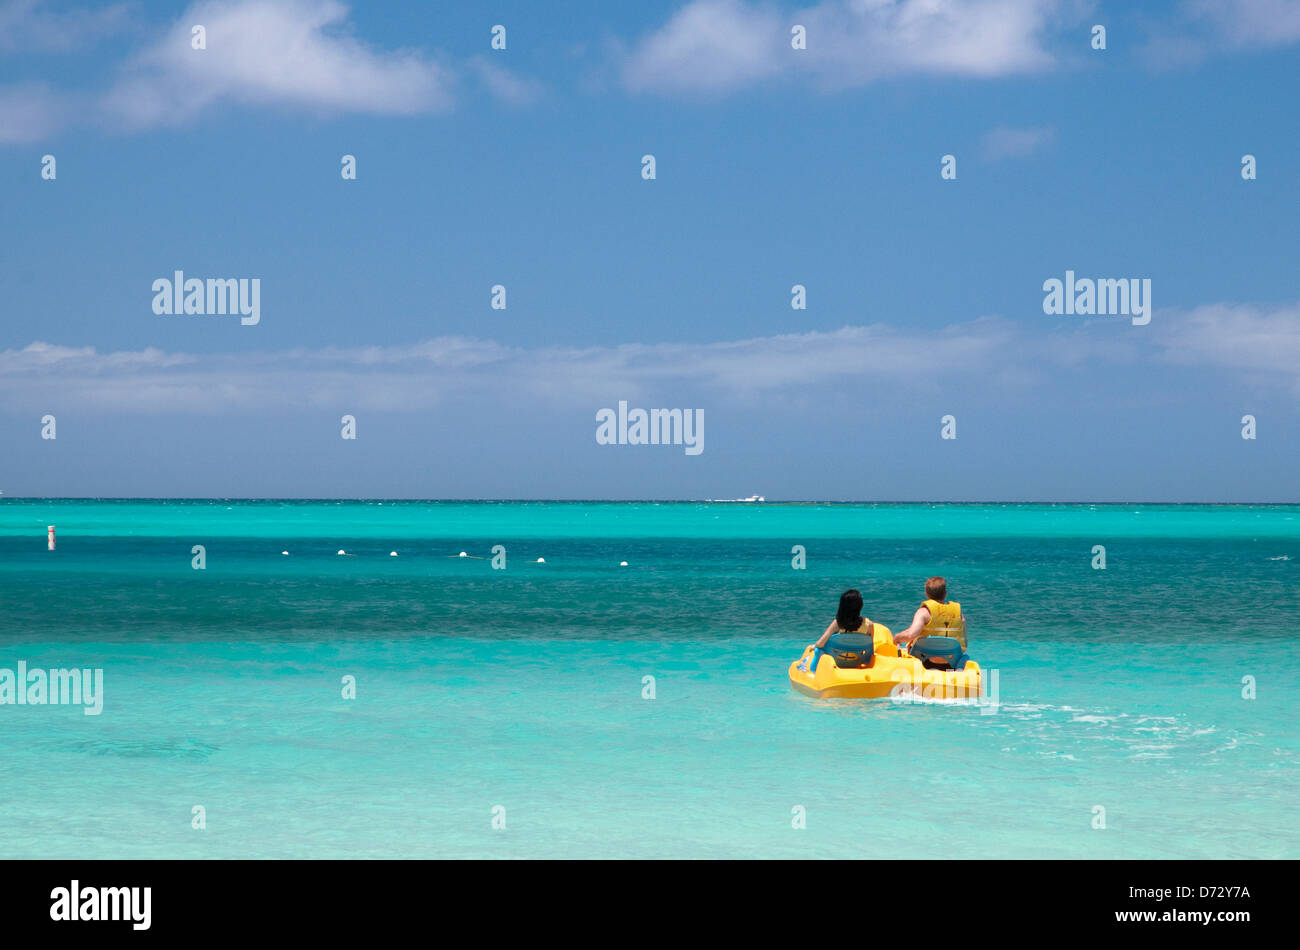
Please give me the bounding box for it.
[1,500,1296,859]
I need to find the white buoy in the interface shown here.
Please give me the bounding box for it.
[47,525,55,551]
[620,561,628,566]
[389,551,398,557]
[337,549,346,555]
[458,551,468,558]
[281,551,289,556]
[536,557,545,563]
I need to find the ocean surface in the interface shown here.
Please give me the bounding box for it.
[1,499,1296,859]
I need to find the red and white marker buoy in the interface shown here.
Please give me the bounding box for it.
[47,525,55,551]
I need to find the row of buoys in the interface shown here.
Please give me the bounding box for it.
[328,549,556,562]
[319,550,625,565]
[43,528,626,566]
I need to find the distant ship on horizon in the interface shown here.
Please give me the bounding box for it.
[708,494,765,503]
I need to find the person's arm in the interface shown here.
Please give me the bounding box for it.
[813,619,839,649]
[893,607,930,645]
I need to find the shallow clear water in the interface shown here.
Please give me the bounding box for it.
[1,500,1296,858]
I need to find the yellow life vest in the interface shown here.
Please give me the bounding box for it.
[921,599,966,649]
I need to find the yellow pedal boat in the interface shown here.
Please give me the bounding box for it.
[788,624,982,700]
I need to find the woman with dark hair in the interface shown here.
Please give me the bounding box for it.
[822,590,869,643]
[798,589,876,672]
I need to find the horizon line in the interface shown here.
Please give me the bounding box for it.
[2,497,1298,506]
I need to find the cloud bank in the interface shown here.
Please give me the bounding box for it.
[3,302,1297,415]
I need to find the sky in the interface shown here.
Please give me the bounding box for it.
[0,0,1297,501]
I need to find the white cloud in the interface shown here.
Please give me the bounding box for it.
[5,302,1299,415]
[0,81,65,142]
[470,56,544,106]
[0,0,134,53]
[624,0,787,94]
[1140,0,1300,67]
[979,124,1057,160]
[1153,301,1300,390]
[0,341,195,371]
[100,0,454,130]
[623,0,1067,95]
[1187,0,1300,48]
[1,1,565,143]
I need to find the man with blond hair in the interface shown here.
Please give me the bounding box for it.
[893,576,967,650]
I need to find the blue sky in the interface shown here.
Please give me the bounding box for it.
[1,0,1297,500]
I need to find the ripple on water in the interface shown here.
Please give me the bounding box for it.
[70,738,220,760]
[981,703,1254,762]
